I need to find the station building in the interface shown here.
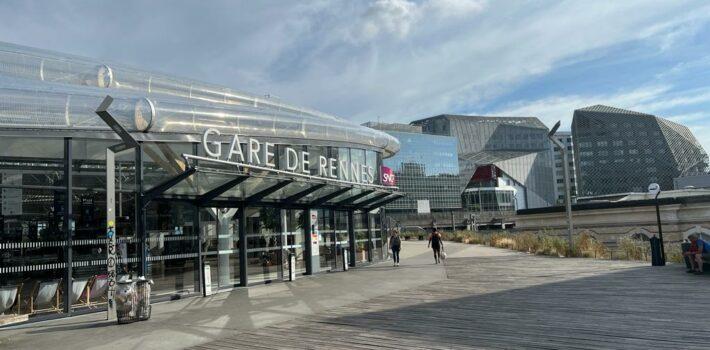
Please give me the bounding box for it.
[0,42,402,321]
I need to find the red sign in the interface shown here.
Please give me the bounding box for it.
[381,166,396,186]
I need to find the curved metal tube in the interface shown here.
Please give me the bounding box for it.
[0,41,399,155]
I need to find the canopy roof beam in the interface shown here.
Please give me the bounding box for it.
[143,167,196,204]
[195,176,249,207]
[353,192,391,209]
[283,183,327,204]
[245,180,294,204]
[309,187,352,207]
[334,189,376,207]
[365,194,404,210]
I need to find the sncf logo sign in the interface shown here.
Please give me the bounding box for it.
[381,166,396,186]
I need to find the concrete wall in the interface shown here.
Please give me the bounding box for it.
[514,201,710,244]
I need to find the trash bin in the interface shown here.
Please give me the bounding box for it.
[135,277,153,321]
[115,276,153,324]
[650,236,665,266]
[115,279,137,324]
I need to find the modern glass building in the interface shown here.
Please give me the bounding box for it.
[412,115,555,209]
[572,105,709,197]
[0,42,402,321]
[377,130,461,212]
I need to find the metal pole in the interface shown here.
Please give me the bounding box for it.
[135,143,147,276]
[106,147,117,321]
[548,122,574,254]
[63,138,73,314]
[238,206,248,286]
[561,146,574,253]
[347,210,356,267]
[655,192,666,265]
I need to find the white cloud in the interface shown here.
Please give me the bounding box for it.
[0,0,709,133]
[345,0,486,43]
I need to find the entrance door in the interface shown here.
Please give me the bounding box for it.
[334,210,350,270]
[201,208,240,291]
[281,209,306,279]
[245,207,283,284]
[317,209,337,271]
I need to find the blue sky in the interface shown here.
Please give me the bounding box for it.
[0,0,709,149]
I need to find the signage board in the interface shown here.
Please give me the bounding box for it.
[201,129,376,184]
[417,200,431,214]
[204,265,212,296]
[381,166,395,186]
[310,210,319,257]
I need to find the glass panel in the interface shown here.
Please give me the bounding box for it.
[382,131,461,210]
[354,211,369,264]
[0,137,67,317]
[370,211,383,261]
[282,209,305,276]
[317,209,336,270]
[145,201,198,297]
[201,208,240,289]
[334,210,349,270]
[143,142,199,197]
[246,207,282,284]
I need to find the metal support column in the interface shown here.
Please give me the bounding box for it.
[135,143,147,276]
[63,138,73,314]
[366,211,373,262]
[238,206,248,286]
[347,210,356,267]
[303,208,313,275]
[193,143,203,294]
[195,205,203,294]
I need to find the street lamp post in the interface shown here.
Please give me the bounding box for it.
[649,183,666,265]
[548,121,574,254]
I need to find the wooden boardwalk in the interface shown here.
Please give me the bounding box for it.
[192,253,710,350]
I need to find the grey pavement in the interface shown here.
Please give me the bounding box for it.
[0,240,458,350]
[3,241,708,349]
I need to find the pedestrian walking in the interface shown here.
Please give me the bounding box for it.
[428,228,444,264]
[390,229,402,267]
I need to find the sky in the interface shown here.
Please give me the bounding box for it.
[1,0,709,150]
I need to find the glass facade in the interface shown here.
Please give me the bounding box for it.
[462,188,516,212]
[0,136,392,321]
[382,131,461,211]
[572,105,709,196]
[412,115,555,209]
[0,41,399,323]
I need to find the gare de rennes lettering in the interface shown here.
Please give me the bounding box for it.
[201,128,376,184]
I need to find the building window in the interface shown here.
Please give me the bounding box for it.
[596,141,608,147]
[613,140,623,146]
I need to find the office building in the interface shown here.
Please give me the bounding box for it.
[572,105,708,196]
[412,115,555,210]
[551,131,578,204]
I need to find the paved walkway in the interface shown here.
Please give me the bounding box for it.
[2,241,709,349]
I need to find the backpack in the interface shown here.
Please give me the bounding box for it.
[392,236,401,247]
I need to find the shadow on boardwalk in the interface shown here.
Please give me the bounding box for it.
[198,255,710,350]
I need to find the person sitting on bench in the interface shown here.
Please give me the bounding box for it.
[683,234,710,274]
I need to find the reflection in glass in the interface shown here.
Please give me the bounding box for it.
[382,131,461,210]
[246,207,282,283]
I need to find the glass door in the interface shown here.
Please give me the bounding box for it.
[317,209,336,271]
[334,210,350,270]
[246,207,282,284]
[201,208,240,291]
[281,209,306,278]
